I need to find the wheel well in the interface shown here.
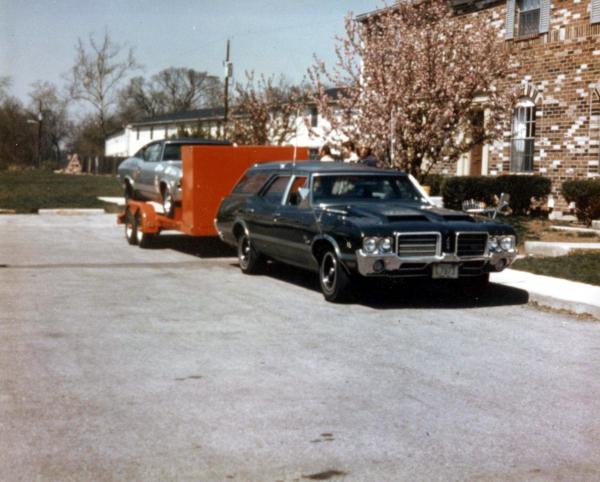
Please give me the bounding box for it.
[312,239,335,264]
[233,223,246,241]
[159,182,167,196]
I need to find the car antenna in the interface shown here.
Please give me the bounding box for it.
[292,107,300,167]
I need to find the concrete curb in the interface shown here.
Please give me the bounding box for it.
[524,241,600,256]
[491,269,600,320]
[38,209,106,216]
[98,197,125,206]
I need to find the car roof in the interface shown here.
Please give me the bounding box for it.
[249,161,406,175]
[163,137,232,146]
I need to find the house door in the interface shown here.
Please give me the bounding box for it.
[470,144,483,176]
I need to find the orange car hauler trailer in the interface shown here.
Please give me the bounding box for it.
[118,145,308,243]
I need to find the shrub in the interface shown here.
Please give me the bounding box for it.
[561,179,600,225]
[420,173,445,196]
[441,176,497,210]
[494,175,551,215]
[441,175,551,214]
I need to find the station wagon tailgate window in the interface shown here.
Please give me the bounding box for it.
[233,172,271,194]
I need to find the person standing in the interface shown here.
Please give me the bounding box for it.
[358,144,379,167]
[319,144,335,162]
[341,140,359,163]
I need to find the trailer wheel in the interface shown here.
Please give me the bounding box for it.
[135,212,155,249]
[237,233,262,274]
[125,208,138,245]
[162,186,175,218]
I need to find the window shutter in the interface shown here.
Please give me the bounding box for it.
[505,0,516,39]
[539,0,551,33]
[592,0,600,24]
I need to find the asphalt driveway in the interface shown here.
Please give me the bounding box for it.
[1,214,599,481]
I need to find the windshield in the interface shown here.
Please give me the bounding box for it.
[311,174,425,204]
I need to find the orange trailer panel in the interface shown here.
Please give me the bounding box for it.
[180,145,308,236]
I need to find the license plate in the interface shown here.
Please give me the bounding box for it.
[432,264,459,279]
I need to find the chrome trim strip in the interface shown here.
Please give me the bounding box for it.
[252,232,313,252]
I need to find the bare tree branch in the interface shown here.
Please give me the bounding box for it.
[68,31,140,138]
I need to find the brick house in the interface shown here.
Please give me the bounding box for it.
[359,0,600,208]
[442,0,600,208]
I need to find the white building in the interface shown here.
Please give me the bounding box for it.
[105,89,344,159]
[105,107,227,158]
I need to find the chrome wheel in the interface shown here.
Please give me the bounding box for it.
[239,236,251,270]
[318,249,351,302]
[320,252,337,293]
[237,233,262,274]
[162,188,174,217]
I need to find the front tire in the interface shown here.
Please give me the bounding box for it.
[237,233,262,274]
[162,186,175,218]
[124,181,138,203]
[319,250,351,302]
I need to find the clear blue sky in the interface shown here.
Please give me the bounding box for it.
[1,0,381,107]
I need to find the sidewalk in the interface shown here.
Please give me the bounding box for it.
[492,269,600,319]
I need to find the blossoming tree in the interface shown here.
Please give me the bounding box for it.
[309,0,514,177]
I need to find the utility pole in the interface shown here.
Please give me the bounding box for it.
[223,39,232,134]
[37,100,43,169]
[27,101,43,168]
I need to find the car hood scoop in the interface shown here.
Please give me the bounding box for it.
[324,202,477,225]
[386,214,429,222]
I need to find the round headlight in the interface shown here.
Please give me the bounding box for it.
[487,236,499,252]
[500,236,515,251]
[363,237,378,254]
[379,237,393,253]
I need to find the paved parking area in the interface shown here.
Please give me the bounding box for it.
[1,214,600,481]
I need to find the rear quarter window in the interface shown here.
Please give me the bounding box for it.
[233,171,271,194]
[162,144,181,160]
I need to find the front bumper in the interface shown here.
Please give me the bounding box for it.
[355,249,517,277]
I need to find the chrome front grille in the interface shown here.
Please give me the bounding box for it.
[456,232,488,257]
[396,233,440,258]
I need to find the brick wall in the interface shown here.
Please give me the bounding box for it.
[443,0,600,209]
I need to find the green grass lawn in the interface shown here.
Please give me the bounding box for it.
[512,252,600,286]
[0,170,123,213]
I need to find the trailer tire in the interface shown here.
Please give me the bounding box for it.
[125,208,138,245]
[135,212,155,249]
